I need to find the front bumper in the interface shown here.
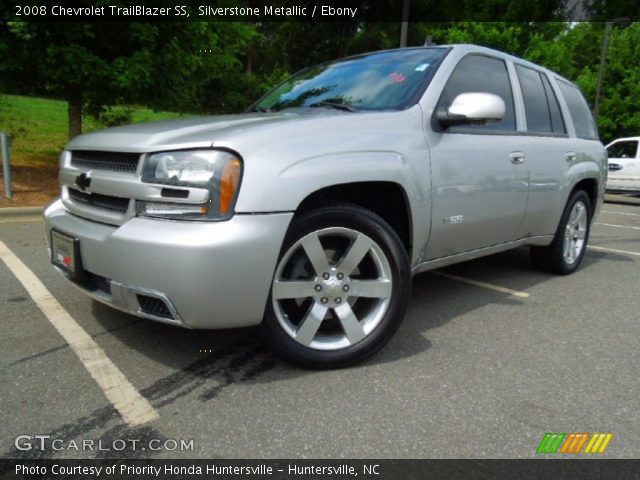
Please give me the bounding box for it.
[44,200,292,329]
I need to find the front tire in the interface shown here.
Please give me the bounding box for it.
[262,203,411,369]
[530,190,592,275]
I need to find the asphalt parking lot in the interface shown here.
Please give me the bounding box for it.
[1,194,639,460]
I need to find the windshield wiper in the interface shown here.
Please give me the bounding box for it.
[309,101,357,112]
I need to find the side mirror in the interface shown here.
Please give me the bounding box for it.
[436,92,506,128]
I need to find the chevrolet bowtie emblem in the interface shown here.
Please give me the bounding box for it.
[75,173,92,191]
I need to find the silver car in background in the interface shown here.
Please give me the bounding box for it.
[44,45,606,368]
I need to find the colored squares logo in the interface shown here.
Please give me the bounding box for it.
[537,433,613,454]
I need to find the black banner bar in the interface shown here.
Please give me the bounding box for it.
[1,459,640,480]
[2,0,634,23]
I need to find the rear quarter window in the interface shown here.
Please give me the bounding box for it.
[557,80,599,140]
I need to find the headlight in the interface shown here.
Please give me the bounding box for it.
[139,149,242,221]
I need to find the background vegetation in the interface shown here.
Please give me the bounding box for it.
[0,95,182,165]
[1,8,639,156]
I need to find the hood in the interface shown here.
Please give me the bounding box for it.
[66,110,348,153]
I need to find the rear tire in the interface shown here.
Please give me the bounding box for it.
[530,190,591,275]
[262,202,411,369]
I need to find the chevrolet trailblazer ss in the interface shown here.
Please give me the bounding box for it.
[45,45,606,368]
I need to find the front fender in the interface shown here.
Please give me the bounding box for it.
[236,150,430,267]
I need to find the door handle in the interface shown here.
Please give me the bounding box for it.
[509,152,525,165]
[565,152,577,163]
[608,163,623,171]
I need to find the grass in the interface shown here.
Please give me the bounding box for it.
[0,94,184,166]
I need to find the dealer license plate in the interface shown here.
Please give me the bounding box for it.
[51,230,78,276]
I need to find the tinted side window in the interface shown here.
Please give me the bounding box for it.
[439,55,515,131]
[516,65,552,133]
[541,74,566,134]
[557,81,598,139]
[607,141,638,159]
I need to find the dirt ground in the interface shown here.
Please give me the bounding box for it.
[0,163,59,208]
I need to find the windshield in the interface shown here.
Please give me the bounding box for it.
[251,48,447,112]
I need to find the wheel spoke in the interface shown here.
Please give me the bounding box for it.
[563,236,571,259]
[334,303,366,344]
[572,243,580,260]
[301,233,331,276]
[337,234,372,276]
[575,204,587,225]
[295,303,328,346]
[272,280,316,299]
[574,228,586,240]
[569,206,578,224]
[349,279,392,299]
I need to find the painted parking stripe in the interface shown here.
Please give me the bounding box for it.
[0,240,159,427]
[588,245,640,257]
[601,210,640,218]
[432,271,530,298]
[0,215,42,224]
[595,223,640,231]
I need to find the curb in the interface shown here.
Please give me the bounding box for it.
[0,206,44,217]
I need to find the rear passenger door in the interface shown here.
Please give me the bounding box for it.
[512,65,577,238]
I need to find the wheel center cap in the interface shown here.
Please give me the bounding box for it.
[325,278,341,296]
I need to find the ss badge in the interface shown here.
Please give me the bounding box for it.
[444,215,464,224]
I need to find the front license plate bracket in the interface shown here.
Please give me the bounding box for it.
[51,230,87,281]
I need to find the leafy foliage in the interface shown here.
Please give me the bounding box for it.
[1,17,639,142]
[1,21,255,137]
[588,22,640,141]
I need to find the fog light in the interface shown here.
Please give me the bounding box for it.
[139,201,209,220]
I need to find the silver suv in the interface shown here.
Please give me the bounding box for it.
[45,45,606,368]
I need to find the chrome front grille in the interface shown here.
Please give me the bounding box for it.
[71,150,140,173]
[68,189,129,214]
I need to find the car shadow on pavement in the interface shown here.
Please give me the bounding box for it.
[88,245,607,387]
[6,245,617,460]
[89,245,620,382]
[604,193,640,206]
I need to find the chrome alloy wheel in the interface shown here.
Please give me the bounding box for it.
[563,200,588,264]
[272,227,393,351]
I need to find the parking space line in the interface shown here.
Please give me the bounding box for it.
[601,210,640,218]
[595,223,640,231]
[0,240,159,427]
[588,245,640,257]
[0,216,43,224]
[432,271,530,298]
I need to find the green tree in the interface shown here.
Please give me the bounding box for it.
[584,22,640,141]
[2,21,255,138]
[524,23,603,80]
[523,22,639,141]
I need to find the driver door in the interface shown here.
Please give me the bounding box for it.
[426,54,529,259]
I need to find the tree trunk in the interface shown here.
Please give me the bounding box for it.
[68,93,83,139]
